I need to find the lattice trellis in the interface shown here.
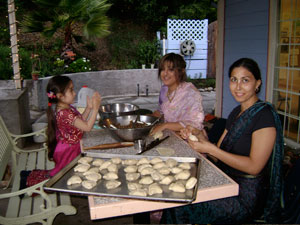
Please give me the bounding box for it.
[167,19,208,41]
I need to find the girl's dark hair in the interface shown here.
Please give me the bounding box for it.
[228,58,262,93]
[46,75,72,159]
[158,53,187,83]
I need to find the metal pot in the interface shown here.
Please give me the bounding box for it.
[99,103,139,120]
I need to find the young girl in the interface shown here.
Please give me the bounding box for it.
[24,76,101,187]
[46,75,101,176]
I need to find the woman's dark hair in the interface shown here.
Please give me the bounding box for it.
[228,58,262,93]
[46,75,72,160]
[158,53,187,83]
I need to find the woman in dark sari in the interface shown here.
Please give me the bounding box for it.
[161,58,284,224]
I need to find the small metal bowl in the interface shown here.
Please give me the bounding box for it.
[99,103,139,120]
[99,115,158,142]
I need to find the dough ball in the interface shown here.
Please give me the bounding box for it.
[99,161,112,171]
[140,167,155,176]
[151,171,165,181]
[148,183,163,196]
[152,131,163,140]
[78,156,93,165]
[129,189,147,197]
[150,157,163,165]
[169,182,185,193]
[83,167,99,175]
[175,170,191,180]
[67,175,82,185]
[92,158,105,166]
[166,158,178,168]
[82,180,97,189]
[138,164,152,173]
[178,162,191,170]
[153,162,166,170]
[137,157,150,165]
[103,172,118,180]
[127,182,143,191]
[125,172,140,181]
[156,147,175,156]
[139,176,154,185]
[159,175,174,185]
[74,163,90,173]
[189,134,199,142]
[185,177,198,190]
[85,172,102,181]
[111,157,122,164]
[122,159,138,166]
[105,180,121,189]
[171,167,183,174]
[124,165,138,173]
[107,164,118,173]
[158,167,171,175]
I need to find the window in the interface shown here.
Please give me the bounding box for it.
[273,0,300,144]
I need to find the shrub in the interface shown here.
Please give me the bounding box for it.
[65,57,92,73]
[0,45,32,80]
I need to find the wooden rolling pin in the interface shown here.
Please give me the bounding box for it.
[83,142,134,150]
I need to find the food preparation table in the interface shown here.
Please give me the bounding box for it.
[81,129,239,220]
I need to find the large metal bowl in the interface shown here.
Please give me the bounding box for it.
[99,103,139,120]
[100,115,159,141]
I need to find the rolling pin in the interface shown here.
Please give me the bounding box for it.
[83,142,134,150]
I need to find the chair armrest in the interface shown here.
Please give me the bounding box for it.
[10,127,47,144]
[0,179,52,207]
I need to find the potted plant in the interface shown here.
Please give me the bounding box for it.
[31,53,41,80]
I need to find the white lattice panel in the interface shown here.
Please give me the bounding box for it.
[167,19,208,41]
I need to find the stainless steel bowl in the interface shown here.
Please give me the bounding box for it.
[99,103,139,120]
[100,115,159,141]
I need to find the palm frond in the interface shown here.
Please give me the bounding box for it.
[83,15,110,39]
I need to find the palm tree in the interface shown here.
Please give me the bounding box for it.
[21,0,111,53]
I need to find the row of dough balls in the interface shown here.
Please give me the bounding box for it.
[68,156,198,194]
[123,157,197,196]
[68,156,123,190]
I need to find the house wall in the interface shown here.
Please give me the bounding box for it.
[221,0,270,118]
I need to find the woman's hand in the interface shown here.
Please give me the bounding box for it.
[150,123,166,135]
[188,138,216,155]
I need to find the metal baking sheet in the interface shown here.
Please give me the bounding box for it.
[45,153,201,203]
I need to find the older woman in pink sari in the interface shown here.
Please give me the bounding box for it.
[151,53,205,135]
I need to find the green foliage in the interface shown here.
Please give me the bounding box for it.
[188,78,216,89]
[19,48,33,79]
[0,45,12,80]
[21,0,111,47]
[0,26,10,45]
[137,39,160,67]
[107,0,217,31]
[65,57,92,73]
[0,45,32,80]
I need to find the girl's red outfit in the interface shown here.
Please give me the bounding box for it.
[49,105,83,176]
[25,106,83,187]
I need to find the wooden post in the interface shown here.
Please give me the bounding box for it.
[8,0,22,89]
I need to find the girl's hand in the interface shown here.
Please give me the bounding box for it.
[86,96,93,109]
[92,92,101,110]
[180,125,198,140]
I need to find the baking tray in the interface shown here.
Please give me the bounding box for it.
[45,153,201,203]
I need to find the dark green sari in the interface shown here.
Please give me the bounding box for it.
[161,101,284,224]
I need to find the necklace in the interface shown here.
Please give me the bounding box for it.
[166,88,177,103]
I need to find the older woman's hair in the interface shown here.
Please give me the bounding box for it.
[158,53,187,83]
[229,58,262,93]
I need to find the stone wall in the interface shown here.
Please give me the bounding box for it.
[0,69,162,111]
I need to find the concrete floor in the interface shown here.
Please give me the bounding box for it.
[0,91,216,224]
